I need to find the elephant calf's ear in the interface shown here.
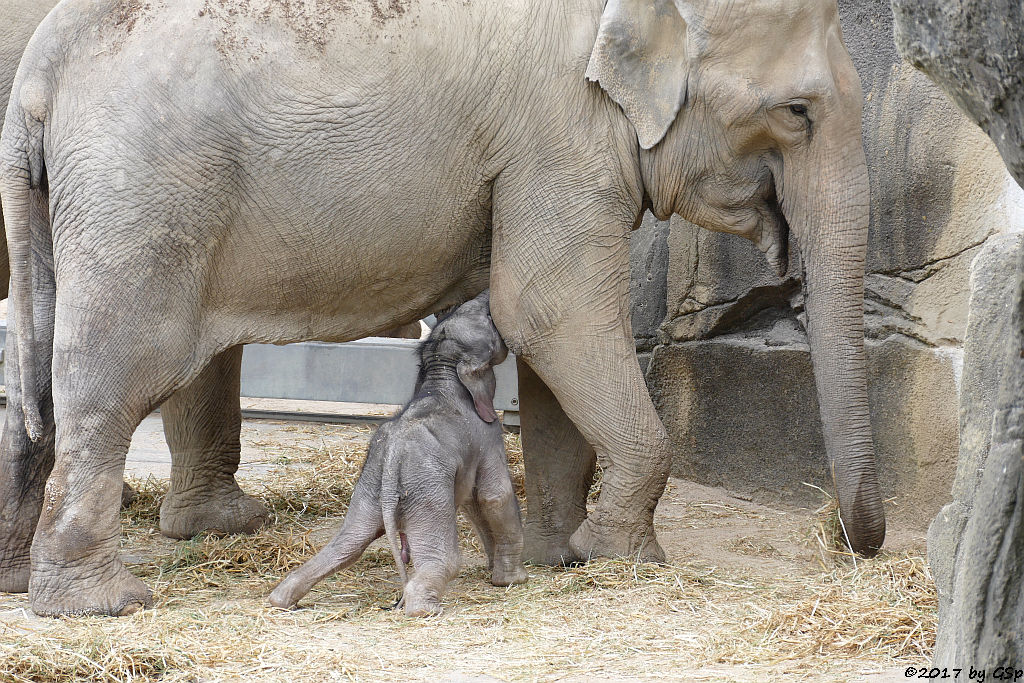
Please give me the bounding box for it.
[457,363,499,423]
[586,0,690,150]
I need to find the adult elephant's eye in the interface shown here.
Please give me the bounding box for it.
[789,103,808,117]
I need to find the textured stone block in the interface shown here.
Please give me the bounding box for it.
[629,213,669,350]
[892,0,1024,186]
[647,335,959,529]
[927,232,1024,666]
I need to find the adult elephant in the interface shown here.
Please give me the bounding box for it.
[0,0,423,550]
[0,0,885,616]
[0,0,283,552]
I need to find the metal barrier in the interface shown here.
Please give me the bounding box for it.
[0,325,520,425]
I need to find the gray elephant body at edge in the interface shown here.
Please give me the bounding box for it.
[0,0,884,616]
[0,0,54,291]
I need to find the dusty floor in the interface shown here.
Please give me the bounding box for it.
[0,408,936,682]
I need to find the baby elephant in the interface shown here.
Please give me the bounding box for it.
[269,291,528,615]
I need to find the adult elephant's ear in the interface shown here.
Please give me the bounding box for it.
[586,0,690,149]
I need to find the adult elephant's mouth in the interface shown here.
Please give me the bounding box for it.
[690,180,790,277]
[754,188,790,277]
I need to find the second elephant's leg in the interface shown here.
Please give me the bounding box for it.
[159,346,268,539]
[0,188,54,593]
[0,303,55,593]
[518,358,596,565]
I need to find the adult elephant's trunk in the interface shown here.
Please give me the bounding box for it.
[784,130,886,557]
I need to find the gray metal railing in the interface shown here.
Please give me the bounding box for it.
[0,324,520,425]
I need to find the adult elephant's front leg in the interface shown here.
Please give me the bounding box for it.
[523,326,669,562]
[491,188,671,563]
[518,358,597,565]
[159,346,268,539]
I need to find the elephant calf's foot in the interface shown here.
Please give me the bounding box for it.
[159,485,268,539]
[490,563,528,587]
[569,517,666,564]
[400,584,444,617]
[29,560,153,617]
[267,574,309,609]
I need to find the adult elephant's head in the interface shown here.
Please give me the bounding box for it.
[588,0,884,555]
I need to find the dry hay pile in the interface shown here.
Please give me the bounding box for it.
[0,425,937,682]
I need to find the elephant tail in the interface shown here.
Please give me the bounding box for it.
[380,440,409,588]
[0,78,49,442]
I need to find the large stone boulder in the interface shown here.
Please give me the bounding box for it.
[649,334,959,515]
[928,234,1024,666]
[892,0,1024,186]
[892,0,1024,666]
[644,0,1023,529]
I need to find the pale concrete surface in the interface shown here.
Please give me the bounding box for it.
[0,401,400,481]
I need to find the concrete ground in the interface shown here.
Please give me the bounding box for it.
[121,399,401,481]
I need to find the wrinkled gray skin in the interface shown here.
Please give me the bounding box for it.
[0,0,421,558]
[269,292,527,616]
[0,0,884,616]
[0,0,270,561]
[0,0,53,292]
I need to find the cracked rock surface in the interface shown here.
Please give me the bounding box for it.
[892,0,1024,187]
[927,235,1024,667]
[892,0,1024,667]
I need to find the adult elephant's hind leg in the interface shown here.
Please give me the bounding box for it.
[29,299,206,616]
[159,346,268,539]
[518,359,597,565]
[0,305,55,593]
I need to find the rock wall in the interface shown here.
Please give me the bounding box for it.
[629,212,670,372]
[927,234,1024,665]
[892,0,1024,186]
[892,0,1024,666]
[635,0,1024,529]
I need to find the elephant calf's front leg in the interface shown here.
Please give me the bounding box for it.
[158,347,268,539]
[474,456,528,587]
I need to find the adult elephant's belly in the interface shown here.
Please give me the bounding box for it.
[205,192,493,346]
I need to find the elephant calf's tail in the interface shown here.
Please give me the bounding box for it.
[0,81,48,441]
[380,442,409,588]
